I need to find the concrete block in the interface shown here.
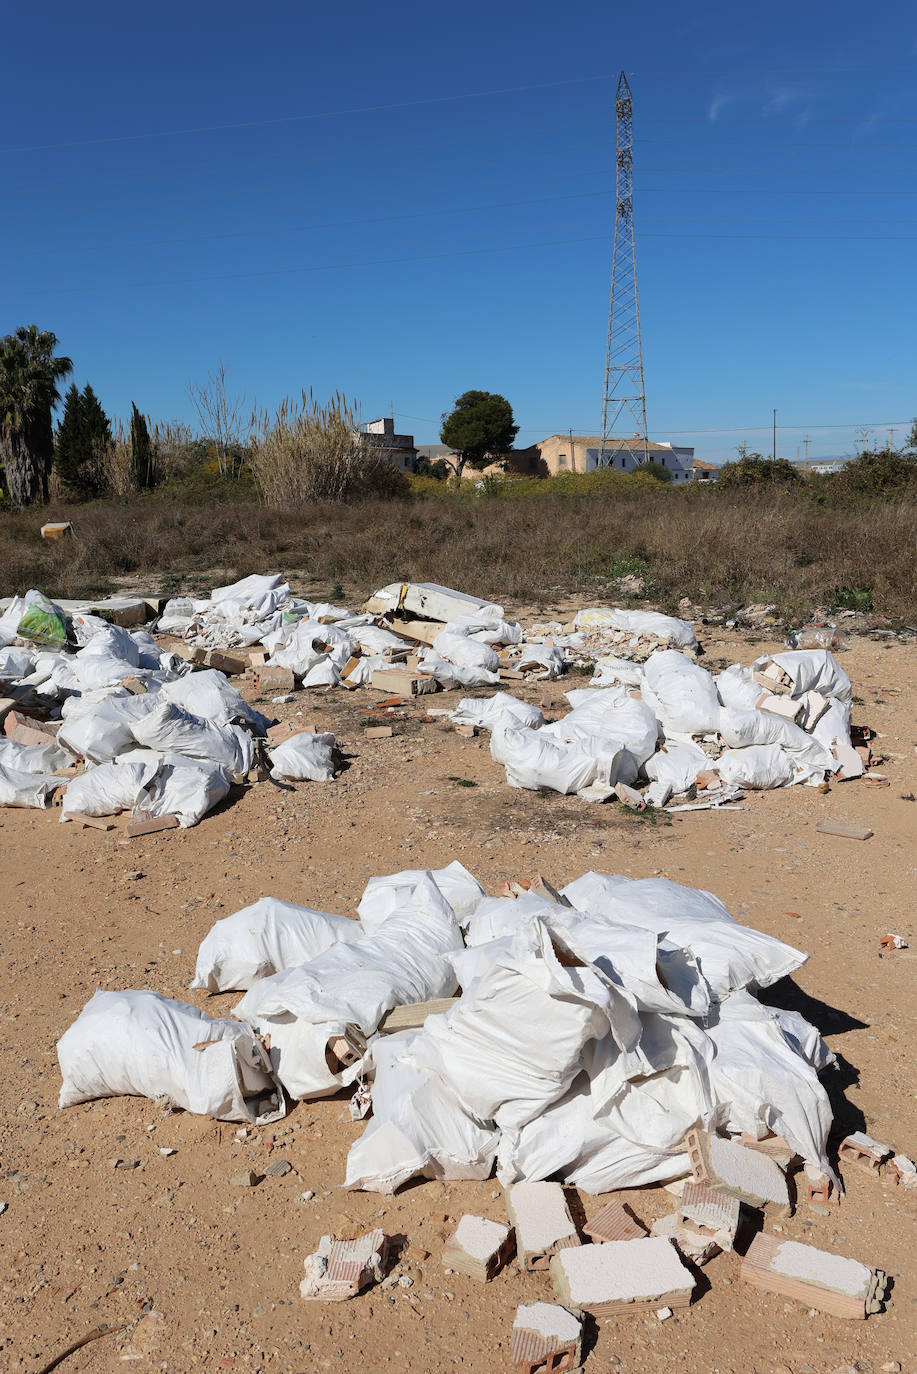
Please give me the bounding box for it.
[442,1214,514,1281]
[815,821,873,840]
[583,1200,646,1244]
[300,1228,388,1301]
[757,692,804,723]
[205,649,247,676]
[370,668,439,697]
[41,521,73,540]
[550,1237,694,1317]
[685,1128,790,1214]
[365,726,393,739]
[250,664,296,694]
[739,1232,888,1319]
[803,1164,841,1210]
[506,1183,581,1272]
[3,710,57,746]
[511,1302,582,1373]
[838,1131,892,1175]
[736,1132,800,1171]
[886,1154,917,1190]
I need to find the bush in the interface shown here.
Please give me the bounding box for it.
[249,392,410,505]
[828,449,917,498]
[718,456,803,488]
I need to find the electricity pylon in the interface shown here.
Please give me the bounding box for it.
[600,71,649,465]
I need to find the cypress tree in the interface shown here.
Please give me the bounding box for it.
[55,382,111,497]
[129,402,155,490]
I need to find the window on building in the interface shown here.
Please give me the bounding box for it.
[558,453,567,467]
[620,456,625,468]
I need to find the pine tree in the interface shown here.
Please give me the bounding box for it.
[129,402,155,490]
[55,383,112,498]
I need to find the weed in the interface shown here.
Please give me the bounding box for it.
[447,776,478,788]
[834,586,874,613]
[901,792,916,802]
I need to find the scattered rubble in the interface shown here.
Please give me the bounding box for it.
[510,1302,582,1373]
[740,1233,888,1319]
[299,1229,388,1301]
[442,1214,514,1281]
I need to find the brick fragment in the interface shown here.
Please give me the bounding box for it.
[3,710,56,746]
[300,1229,388,1301]
[739,1232,888,1319]
[685,1127,790,1214]
[838,1131,892,1175]
[511,1302,582,1373]
[550,1236,694,1317]
[506,1183,581,1273]
[442,1214,514,1281]
[583,1200,646,1244]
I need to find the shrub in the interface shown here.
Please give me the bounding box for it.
[718,455,803,488]
[828,449,917,498]
[249,392,410,505]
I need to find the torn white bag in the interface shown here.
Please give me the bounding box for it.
[0,766,60,808]
[641,650,720,736]
[357,861,485,931]
[130,699,254,775]
[269,731,336,782]
[57,989,282,1123]
[450,693,545,732]
[715,744,796,789]
[191,898,362,992]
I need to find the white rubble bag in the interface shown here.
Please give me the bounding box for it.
[574,607,698,651]
[432,625,501,680]
[718,708,834,784]
[706,991,834,1178]
[235,875,462,1098]
[540,688,659,770]
[191,899,362,992]
[58,693,158,764]
[715,664,764,712]
[357,861,485,931]
[57,989,283,1123]
[60,759,158,816]
[445,610,523,646]
[410,919,622,1133]
[715,744,796,790]
[131,752,232,827]
[0,766,60,808]
[463,893,561,948]
[344,1032,500,1194]
[0,737,74,775]
[302,658,341,690]
[490,726,599,795]
[641,650,720,736]
[130,699,254,775]
[514,643,566,679]
[755,650,852,705]
[589,657,644,689]
[450,693,545,733]
[0,646,36,678]
[269,731,336,782]
[559,873,806,1000]
[644,740,709,795]
[158,670,268,731]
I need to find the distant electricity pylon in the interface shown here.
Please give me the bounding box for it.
[600,71,649,465]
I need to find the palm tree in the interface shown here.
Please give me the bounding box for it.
[0,325,73,506]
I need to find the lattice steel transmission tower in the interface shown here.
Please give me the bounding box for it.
[600,71,649,465]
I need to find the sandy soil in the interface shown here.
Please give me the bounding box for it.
[1,613,914,1374]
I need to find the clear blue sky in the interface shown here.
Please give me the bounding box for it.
[3,0,916,463]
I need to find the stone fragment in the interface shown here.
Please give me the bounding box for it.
[300,1229,388,1301]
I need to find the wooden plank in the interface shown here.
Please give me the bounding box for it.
[127,813,181,836]
[62,812,116,831]
[377,998,459,1034]
[815,822,873,841]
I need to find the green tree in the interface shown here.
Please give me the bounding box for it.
[440,390,519,479]
[0,325,73,507]
[55,383,111,498]
[717,454,803,488]
[129,403,156,491]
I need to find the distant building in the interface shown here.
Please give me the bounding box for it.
[692,459,720,482]
[517,434,698,482]
[362,417,417,471]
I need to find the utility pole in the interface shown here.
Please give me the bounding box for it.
[600,72,649,467]
[772,409,777,461]
[569,429,575,473]
[804,434,810,461]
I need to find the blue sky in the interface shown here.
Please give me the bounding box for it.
[3,0,916,463]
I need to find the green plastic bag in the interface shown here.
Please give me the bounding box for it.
[17,600,68,647]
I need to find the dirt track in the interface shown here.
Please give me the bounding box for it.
[1,620,915,1374]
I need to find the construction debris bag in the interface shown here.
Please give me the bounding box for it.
[574,607,697,651]
[344,1032,499,1194]
[58,694,159,764]
[559,873,806,999]
[235,875,462,1098]
[641,650,720,736]
[514,643,566,679]
[715,664,764,712]
[539,688,659,769]
[715,744,796,790]
[432,627,501,677]
[57,989,283,1122]
[644,740,709,795]
[589,657,644,689]
[410,919,619,1133]
[130,699,253,775]
[60,759,157,816]
[158,670,268,731]
[0,765,60,808]
[445,611,523,646]
[132,752,232,827]
[463,893,559,948]
[0,646,36,679]
[192,898,363,992]
[0,737,74,775]
[755,650,852,705]
[450,692,545,732]
[490,725,599,795]
[269,731,336,782]
[357,862,485,931]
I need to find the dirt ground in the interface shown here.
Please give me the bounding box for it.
[1,607,915,1374]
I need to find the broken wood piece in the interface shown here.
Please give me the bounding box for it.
[377,998,459,1034]
[815,821,873,840]
[739,1232,887,1319]
[62,812,115,831]
[365,725,393,739]
[127,814,180,837]
[370,668,439,697]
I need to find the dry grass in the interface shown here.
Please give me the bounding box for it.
[1,485,914,619]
